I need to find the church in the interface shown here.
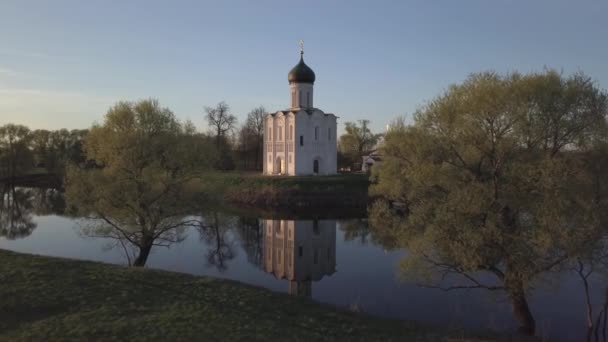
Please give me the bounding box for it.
[263,46,338,176]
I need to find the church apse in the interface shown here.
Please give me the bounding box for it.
[261,218,337,297]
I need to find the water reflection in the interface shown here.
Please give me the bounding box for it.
[236,216,263,267]
[0,185,63,239]
[261,218,336,297]
[0,185,36,239]
[198,210,237,272]
[3,186,608,341]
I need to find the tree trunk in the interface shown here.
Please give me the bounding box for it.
[508,285,536,335]
[133,237,153,267]
[216,127,222,149]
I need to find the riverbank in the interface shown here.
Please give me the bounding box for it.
[2,171,370,209]
[0,249,529,341]
[196,172,371,208]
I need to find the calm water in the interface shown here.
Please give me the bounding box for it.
[0,188,605,342]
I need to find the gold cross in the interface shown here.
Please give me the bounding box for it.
[299,40,304,54]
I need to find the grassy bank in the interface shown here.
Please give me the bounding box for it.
[2,171,371,209]
[0,249,527,341]
[195,172,371,208]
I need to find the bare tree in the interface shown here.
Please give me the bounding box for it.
[246,106,266,170]
[205,101,237,149]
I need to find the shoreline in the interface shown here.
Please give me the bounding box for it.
[0,248,532,341]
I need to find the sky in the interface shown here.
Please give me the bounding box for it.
[1,0,607,134]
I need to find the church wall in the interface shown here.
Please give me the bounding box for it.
[293,111,337,175]
[264,111,337,176]
[265,113,300,175]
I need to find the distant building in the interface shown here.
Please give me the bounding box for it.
[261,218,336,297]
[263,44,338,176]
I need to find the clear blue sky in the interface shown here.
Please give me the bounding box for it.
[1,0,607,134]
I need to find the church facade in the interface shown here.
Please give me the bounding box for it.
[263,49,338,176]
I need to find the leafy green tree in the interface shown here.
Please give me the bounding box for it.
[66,99,215,266]
[0,124,33,179]
[338,120,381,170]
[370,70,608,335]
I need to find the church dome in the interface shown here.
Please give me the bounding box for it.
[288,53,316,84]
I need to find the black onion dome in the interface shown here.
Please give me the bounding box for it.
[288,53,316,84]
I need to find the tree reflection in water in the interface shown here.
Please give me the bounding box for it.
[197,210,237,272]
[0,185,64,239]
[235,216,263,267]
[0,185,36,239]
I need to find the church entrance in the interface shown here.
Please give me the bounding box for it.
[313,159,319,174]
[276,157,284,175]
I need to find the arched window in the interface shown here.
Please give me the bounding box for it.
[278,126,282,141]
[314,126,319,140]
[268,127,272,141]
[291,91,295,107]
[289,125,293,140]
[300,135,304,146]
[307,92,310,107]
[288,154,292,164]
[299,91,302,107]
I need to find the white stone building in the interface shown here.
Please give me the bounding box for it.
[261,218,336,296]
[263,49,338,176]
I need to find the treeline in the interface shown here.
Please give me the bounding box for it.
[0,125,87,179]
[0,102,265,179]
[0,99,385,179]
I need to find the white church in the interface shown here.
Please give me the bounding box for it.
[263,46,338,176]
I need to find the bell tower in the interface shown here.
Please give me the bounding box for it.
[288,40,315,109]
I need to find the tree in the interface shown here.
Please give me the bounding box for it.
[66,99,215,267]
[0,124,33,179]
[205,101,237,149]
[245,106,266,170]
[30,129,51,168]
[28,128,88,176]
[235,123,257,170]
[369,70,608,335]
[338,120,381,170]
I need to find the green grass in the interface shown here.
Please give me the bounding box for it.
[0,249,530,341]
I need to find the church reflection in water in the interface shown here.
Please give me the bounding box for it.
[261,219,336,297]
